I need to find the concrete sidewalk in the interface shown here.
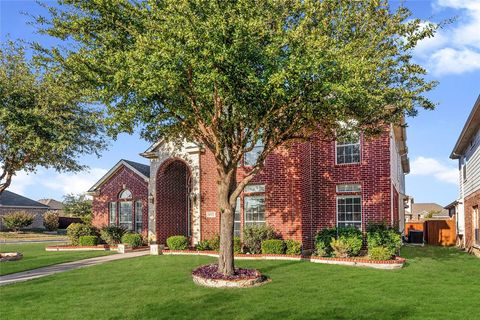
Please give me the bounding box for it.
[0,251,149,286]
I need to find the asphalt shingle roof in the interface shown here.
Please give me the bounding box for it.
[0,191,50,208]
[123,159,150,178]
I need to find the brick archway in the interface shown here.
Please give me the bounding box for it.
[155,159,192,245]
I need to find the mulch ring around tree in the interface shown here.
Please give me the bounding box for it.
[0,252,23,262]
[192,264,270,288]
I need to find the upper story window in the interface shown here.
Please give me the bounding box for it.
[244,139,264,167]
[119,189,132,200]
[336,132,360,164]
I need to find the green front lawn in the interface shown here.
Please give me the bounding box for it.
[0,243,114,275]
[1,246,479,319]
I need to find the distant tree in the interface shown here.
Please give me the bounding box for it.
[63,194,92,222]
[0,42,106,194]
[35,0,437,275]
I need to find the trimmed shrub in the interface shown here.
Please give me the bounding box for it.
[166,235,189,250]
[78,235,98,246]
[234,236,242,254]
[43,211,59,231]
[100,225,127,245]
[368,246,393,260]
[331,238,350,258]
[315,227,337,256]
[243,225,276,254]
[196,240,210,251]
[261,239,286,254]
[337,227,363,257]
[1,211,35,232]
[316,226,362,257]
[121,233,143,248]
[367,222,402,256]
[66,223,94,246]
[285,239,302,255]
[207,235,220,251]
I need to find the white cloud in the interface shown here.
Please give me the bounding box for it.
[410,156,458,185]
[414,1,480,75]
[8,167,108,197]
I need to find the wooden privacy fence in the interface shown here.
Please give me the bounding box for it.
[405,219,456,246]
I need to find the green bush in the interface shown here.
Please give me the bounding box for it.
[243,225,276,254]
[195,240,210,251]
[367,222,402,256]
[368,246,393,260]
[207,235,220,251]
[121,233,143,248]
[234,236,242,254]
[331,238,350,258]
[78,235,98,246]
[285,239,302,255]
[315,227,337,256]
[1,211,35,232]
[66,223,94,246]
[100,225,127,245]
[337,227,363,257]
[261,239,286,254]
[43,211,59,231]
[316,226,363,257]
[166,235,189,250]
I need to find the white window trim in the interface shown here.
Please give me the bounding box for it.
[335,137,361,165]
[336,195,362,230]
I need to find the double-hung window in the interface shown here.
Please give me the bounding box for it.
[337,196,362,229]
[244,195,265,228]
[336,132,360,164]
[108,202,116,225]
[135,200,143,233]
[118,189,133,231]
[234,198,241,237]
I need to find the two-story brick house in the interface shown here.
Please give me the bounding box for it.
[450,95,480,256]
[88,124,409,249]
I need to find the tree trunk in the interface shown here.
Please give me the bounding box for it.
[0,172,13,195]
[217,167,237,276]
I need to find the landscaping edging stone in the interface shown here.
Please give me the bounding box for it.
[160,249,405,269]
[0,252,23,262]
[45,245,150,252]
[191,264,269,288]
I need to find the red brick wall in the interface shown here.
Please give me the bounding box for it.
[198,129,393,249]
[155,159,191,245]
[92,165,148,237]
[464,190,480,251]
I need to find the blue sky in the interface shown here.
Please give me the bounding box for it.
[1,0,479,205]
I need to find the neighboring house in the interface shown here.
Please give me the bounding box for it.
[405,201,449,222]
[450,95,480,256]
[0,191,50,230]
[88,124,409,249]
[37,199,64,215]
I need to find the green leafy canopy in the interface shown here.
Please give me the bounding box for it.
[0,41,107,194]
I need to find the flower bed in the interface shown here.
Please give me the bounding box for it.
[310,256,405,269]
[45,245,117,252]
[0,252,23,262]
[160,248,405,269]
[192,264,268,288]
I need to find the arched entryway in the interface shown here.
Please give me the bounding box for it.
[156,159,192,245]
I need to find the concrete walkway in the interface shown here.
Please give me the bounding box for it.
[0,251,149,286]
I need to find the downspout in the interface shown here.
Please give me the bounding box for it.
[309,141,314,248]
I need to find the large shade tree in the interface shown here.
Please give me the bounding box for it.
[0,42,106,194]
[34,0,437,275]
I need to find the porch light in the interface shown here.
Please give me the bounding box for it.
[148,193,154,204]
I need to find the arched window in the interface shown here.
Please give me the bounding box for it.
[118,189,133,230]
[119,189,132,200]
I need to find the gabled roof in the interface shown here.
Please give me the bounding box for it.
[87,159,150,193]
[37,199,64,210]
[0,191,50,209]
[451,95,480,159]
[411,203,448,215]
